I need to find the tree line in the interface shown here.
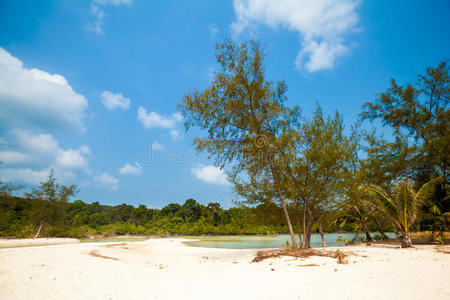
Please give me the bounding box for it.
[0,171,389,239]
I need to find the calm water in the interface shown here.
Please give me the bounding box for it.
[80,236,148,243]
[182,232,396,249]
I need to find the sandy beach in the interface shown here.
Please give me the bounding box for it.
[0,238,449,300]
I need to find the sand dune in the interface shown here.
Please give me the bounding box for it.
[0,238,449,299]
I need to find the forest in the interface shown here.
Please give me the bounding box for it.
[0,40,448,248]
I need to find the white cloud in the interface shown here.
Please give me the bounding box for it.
[231,0,360,72]
[100,90,131,110]
[0,130,90,184]
[170,129,180,139]
[0,48,88,131]
[85,4,105,35]
[94,173,119,190]
[119,162,142,175]
[191,165,229,185]
[0,151,31,165]
[137,107,183,139]
[56,148,90,170]
[151,141,164,151]
[86,0,132,35]
[0,168,51,185]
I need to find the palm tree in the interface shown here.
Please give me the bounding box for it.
[363,177,441,248]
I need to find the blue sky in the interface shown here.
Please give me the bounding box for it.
[0,0,449,208]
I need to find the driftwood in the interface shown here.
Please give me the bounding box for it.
[252,248,352,264]
[88,250,120,261]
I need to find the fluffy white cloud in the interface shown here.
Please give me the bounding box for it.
[0,48,88,131]
[100,90,131,110]
[137,107,183,139]
[137,107,182,129]
[94,173,119,190]
[0,130,90,184]
[0,168,51,185]
[119,162,142,175]
[191,165,229,185]
[0,151,31,165]
[231,0,360,72]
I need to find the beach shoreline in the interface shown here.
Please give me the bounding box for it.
[0,238,449,299]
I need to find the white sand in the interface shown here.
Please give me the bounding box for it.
[0,238,79,248]
[0,238,449,300]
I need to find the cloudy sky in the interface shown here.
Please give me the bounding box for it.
[0,0,449,208]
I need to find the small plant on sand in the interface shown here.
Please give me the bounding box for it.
[364,176,442,248]
[336,236,349,246]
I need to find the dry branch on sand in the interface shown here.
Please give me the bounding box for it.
[101,243,128,249]
[252,248,352,264]
[435,246,450,254]
[88,250,120,261]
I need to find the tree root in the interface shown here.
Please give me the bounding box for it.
[252,248,353,264]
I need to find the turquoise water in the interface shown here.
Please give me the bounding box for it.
[183,232,396,249]
[80,236,148,243]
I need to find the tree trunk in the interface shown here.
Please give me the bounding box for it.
[297,218,303,247]
[361,219,373,242]
[303,208,313,249]
[279,189,298,249]
[34,223,43,239]
[373,217,388,240]
[302,204,306,248]
[349,232,359,245]
[318,222,327,247]
[401,232,412,248]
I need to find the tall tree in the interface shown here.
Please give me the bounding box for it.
[179,40,301,248]
[25,170,77,238]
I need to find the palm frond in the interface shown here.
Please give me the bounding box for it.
[414,176,442,204]
[363,185,401,229]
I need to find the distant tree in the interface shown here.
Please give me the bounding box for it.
[364,176,442,247]
[207,202,223,225]
[0,181,22,197]
[25,170,78,238]
[160,203,182,216]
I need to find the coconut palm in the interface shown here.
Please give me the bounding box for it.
[363,176,442,248]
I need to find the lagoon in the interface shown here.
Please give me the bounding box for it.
[183,232,396,249]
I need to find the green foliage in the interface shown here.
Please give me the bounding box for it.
[0,195,291,238]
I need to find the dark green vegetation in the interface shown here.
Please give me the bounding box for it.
[1,41,448,247]
[0,177,315,238]
[0,176,390,239]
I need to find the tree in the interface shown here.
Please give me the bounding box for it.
[179,40,301,248]
[364,176,442,247]
[25,170,78,238]
[287,106,355,248]
[361,60,449,181]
